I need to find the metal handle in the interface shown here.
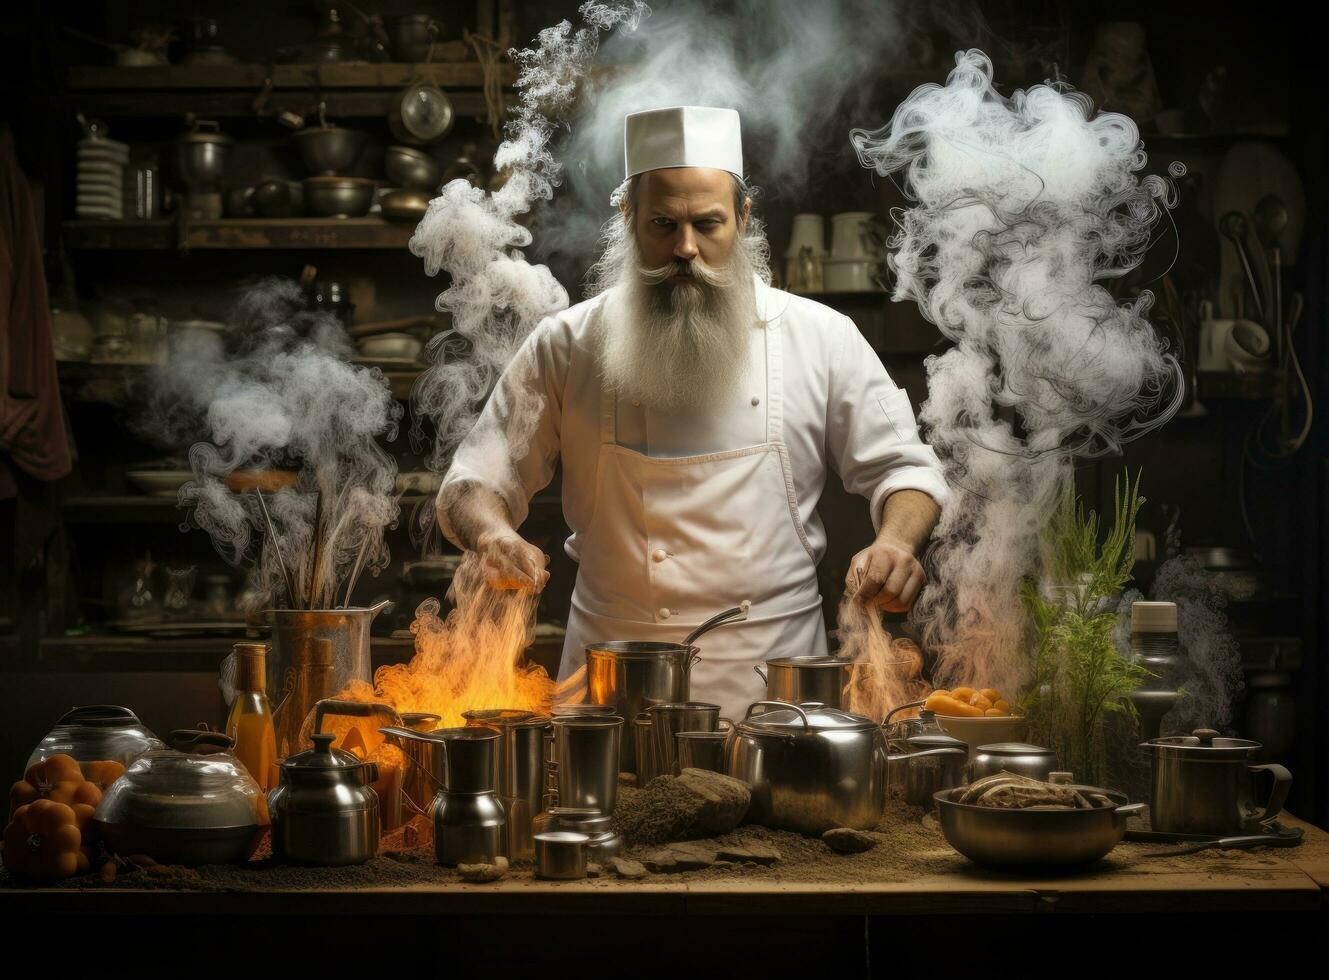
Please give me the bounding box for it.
[1114,803,1147,821]
[741,700,809,730]
[753,664,767,684]
[885,746,966,764]
[1248,763,1293,824]
[168,729,235,753]
[882,699,926,727]
[58,705,137,725]
[313,697,401,734]
[683,601,750,647]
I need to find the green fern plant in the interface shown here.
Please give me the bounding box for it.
[1020,472,1150,784]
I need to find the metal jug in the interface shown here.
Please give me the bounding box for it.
[1143,728,1293,836]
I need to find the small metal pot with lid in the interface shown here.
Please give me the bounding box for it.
[970,743,1059,782]
[754,656,854,709]
[94,730,265,866]
[727,700,964,835]
[1143,728,1292,836]
[268,732,380,866]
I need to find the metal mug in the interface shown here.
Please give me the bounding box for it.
[649,702,724,776]
[550,715,624,815]
[1144,728,1292,836]
[676,730,728,773]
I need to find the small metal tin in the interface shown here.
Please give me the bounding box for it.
[534,831,590,880]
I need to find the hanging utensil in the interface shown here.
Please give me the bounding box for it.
[1218,211,1267,324]
[387,29,454,145]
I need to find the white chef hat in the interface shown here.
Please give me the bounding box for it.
[623,106,743,180]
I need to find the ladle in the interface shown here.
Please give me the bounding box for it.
[1219,211,1267,323]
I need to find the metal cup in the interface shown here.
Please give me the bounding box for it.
[551,715,623,815]
[534,831,589,880]
[649,702,722,776]
[463,710,550,862]
[633,712,657,786]
[675,730,727,773]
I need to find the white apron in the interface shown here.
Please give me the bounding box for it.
[558,308,829,720]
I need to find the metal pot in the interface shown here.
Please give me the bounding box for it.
[176,119,229,192]
[648,702,725,776]
[302,176,376,217]
[27,704,161,772]
[935,786,1145,870]
[94,730,265,866]
[1143,728,1293,836]
[293,126,367,176]
[385,145,442,191]
[891,733,967,809]
[385,14,441,62]
[969,742,1059,782]
[381,187,431,222]
[586,603,748,772]
[728,700,964,834]
[268,732,380,866]
[533,807,622,862]
[754,656,854,709]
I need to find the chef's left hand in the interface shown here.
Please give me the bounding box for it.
[846,538,926,613]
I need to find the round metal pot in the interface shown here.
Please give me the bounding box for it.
[754,656,854,709]
[1143,728,1292,835]
[889,733,968,809]
[970,742,1059,782]
[385,145,442,192]
[726,701,885,835]
[94,730,265,866]
[385,14,441,63]
[176,121,229,191]
[293,126,367,176]
[302,176,375,217]
[534,831,589,880]
[268,733,380,866]
[934,786,1145,871]
[381,187,431,222]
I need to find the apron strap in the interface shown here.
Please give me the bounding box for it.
[764,313,783,444]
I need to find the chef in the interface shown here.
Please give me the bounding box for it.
[437,106,950,717]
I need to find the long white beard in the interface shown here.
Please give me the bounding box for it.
[594,220,760,415]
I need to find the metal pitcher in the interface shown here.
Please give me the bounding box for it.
[268,600,391,759]
[1143,728,1293,836]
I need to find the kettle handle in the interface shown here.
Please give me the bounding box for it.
[1248,763,1293,824]
[313,697,402,734]
[882,699,927,727]
[169,729,235,753]
[741,700,809,730]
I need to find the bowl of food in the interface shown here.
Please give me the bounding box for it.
[934,776,1143,871]
[925,686,1026,757]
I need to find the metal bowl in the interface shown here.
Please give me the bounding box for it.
[385,14,442,63]
[385,145,442,191]
[293,127,368,176]
[934,714,1027,759]
[302,176,376,218]
[934,786,1144,871]
[381,187,431,222]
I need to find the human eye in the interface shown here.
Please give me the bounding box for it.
[651,216,675,228]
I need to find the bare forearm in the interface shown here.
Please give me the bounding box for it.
[876,489,940,557]
[438,481,517,552]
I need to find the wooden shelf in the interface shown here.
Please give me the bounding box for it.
[65,60,514,91]
[62,218,417,251]
[62,494,436,523]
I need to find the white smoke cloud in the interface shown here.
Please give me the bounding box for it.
[851,50,1185,692]
[149,278,403,610]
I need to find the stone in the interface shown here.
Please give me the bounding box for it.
[675,768,751,834]
[457,856,509,882]
[644,841,718,872]
[822,828,878,854]
[586,862,602,878]
[737,842,780,865]
[608,857,649,879]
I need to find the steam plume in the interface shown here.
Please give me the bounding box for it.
[151,278,403,610]
[851,50,1184,692]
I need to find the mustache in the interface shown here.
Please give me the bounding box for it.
[636,257,732,288]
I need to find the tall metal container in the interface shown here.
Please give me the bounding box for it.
[464,709,551,861]
[585,643,696,773]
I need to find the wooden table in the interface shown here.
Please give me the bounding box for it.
[7,815,1326,969]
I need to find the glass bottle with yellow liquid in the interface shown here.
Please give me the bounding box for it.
[225,642,278,791]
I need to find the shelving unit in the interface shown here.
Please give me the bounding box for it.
[62,217,417,251]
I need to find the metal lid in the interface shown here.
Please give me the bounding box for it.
[463,709,550,729]
[975,742,1056,757]
[550,702,617,717]
[765,656,853,669]
[281,732,364,771]
[585,641,693,659]
[741,701,876,733]
[906,733,967,751]
[547,807,612,833]
[1131,601,1178,633]
[1144,728,1259,758]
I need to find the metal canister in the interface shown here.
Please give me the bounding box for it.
[431,727,506,867]
[551,715,623,815]
[633,713,657,786]
[754,656,854,709]
[649,702,722,776]
[464,709,550,861]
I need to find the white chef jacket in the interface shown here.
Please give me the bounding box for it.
[439,276,950,562]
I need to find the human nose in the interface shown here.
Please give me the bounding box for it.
[673,225,698,261]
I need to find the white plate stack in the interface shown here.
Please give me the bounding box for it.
[76,137,130,220]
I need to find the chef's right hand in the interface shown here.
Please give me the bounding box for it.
[475,529,550,592]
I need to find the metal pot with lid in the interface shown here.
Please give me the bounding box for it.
[970,742,1060,782]
[28,705,162,772]
[1143,728,1292,836]
[94,730,265,866]
[754,656,854,709]
[268,732,380,866]
[728,701,967,833]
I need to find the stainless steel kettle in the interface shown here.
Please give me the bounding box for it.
[268,732,380,866]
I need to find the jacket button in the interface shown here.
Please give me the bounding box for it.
[658,608,671,620]
[651,549,667,562]
[751,396,760,406]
